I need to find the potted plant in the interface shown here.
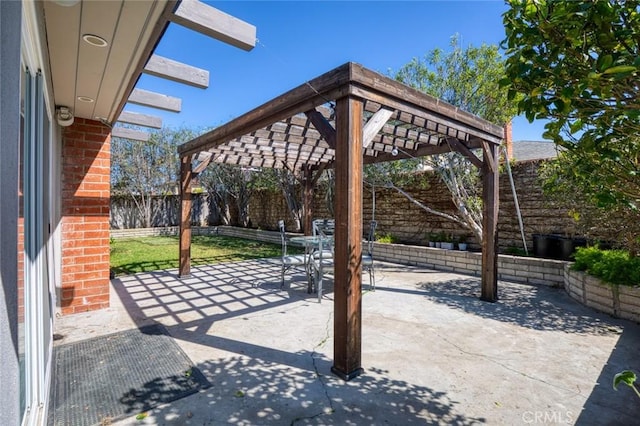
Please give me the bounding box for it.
[441,234,454,250]
[457,235,468,251]
[427,232,436,247]
[435,231,445,248]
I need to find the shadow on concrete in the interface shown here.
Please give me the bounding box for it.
[375,271,640,424]
[574,320,640,424]
[110,259,640,424]
[119,350,485,425]
[112,259,484,424]
[111,258,317,334]
[379,276,617,334]
[111,259,328,373]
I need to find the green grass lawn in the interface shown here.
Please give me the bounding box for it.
[110,235,292,276]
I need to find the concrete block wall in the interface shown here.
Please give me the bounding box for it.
[110,226,180,239]
[60,118,111,314]
[111,225,283,246]
[244,160,581,252]
[564,266,640,323]
[373,242,567,287]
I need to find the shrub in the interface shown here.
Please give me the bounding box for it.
[573,246,640,286]
[504,246,529,257]
[376,233,398,244]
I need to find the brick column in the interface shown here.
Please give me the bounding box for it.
[504,120,513,160]
[60,118,111,314]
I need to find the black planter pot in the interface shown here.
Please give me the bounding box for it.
[532,234,586,261]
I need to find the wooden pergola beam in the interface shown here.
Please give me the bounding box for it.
[128,88,182,112]
[447,137,483,169]
[365,141,462,165]
[170,0,256,51]
[304,109,336,148]
[362,107,394,148]
[179,155,193,277]
[117,111,163,129]
[177,62,505,382]
[144,54,210,89]
[332,95,364,381]
[110,0,179,123]
[481,140,499,301]
[193,152,213,174]
[111,127,150,142]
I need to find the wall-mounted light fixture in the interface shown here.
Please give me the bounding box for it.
[56,106,74,127]
[391,147,399,156]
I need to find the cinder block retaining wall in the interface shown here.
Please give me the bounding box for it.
[372,242,567,288]
[564,267,640,323]
[110,225,283,245]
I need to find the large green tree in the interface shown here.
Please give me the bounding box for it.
[502,0,640,250]
[502,0,639,146]
[370,35,518,242]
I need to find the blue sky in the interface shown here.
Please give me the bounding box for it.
[129,0,548,141]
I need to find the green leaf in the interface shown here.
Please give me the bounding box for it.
[614,370,637,390]
[553,99,565,111]
[235,390,245,398]
[136,412,149,420]
[498,77,511,87]
[569,120,583,134]
[602,65,637,75]
[598,54,614,71]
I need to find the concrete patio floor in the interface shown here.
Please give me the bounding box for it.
[54,259,640,425]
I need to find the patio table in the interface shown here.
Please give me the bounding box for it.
[289,235,334,299]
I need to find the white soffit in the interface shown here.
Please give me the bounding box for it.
[43,0,256,135]
[43,0,170,122]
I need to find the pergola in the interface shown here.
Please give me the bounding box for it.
[177,62,504,380]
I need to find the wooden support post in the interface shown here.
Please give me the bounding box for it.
[179,155,192,277]
[332,95,364,381]
[303,165,313,236]
[481,141,499,302]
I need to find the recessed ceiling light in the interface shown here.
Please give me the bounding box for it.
[77,96,94,103]
[82,34,108,48]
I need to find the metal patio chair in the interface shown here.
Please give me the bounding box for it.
[278,220,307,289]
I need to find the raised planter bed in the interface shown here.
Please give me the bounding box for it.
[564,266,640,323]
[373,242,568,287]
